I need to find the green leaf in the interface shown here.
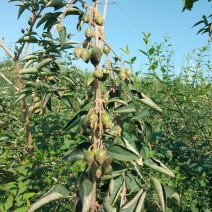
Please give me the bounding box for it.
[18,67,38,75]
[108,144,139,161]
[108,97,128,106]
[132,109,151,120]
[164,186,180,202]
[37,13,61,28]
[135,191,146,212]
[108,176,124,205]
[150,177,166,212]
[58,25,66,47]
[103,201,117,212]
[144,158,175,177]
[18,5,27,19]
[114,102,136,114]
[62,111,87,134]
[42,92,52,109]
[60,96,73,109]
[139,49,147,56]
[120,188,144,211]
[131,89,162,112]
[144,121,152,144]
[16,36,38,43]
[149,47,155,55]
[62,149,84,162]
[28,184,69,212]
[44,17,58,31]
[5,195,14,211]
[35,58,53,70]
[65,7,83,16]
[19,55,39,62]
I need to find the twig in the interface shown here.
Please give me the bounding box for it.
[51,0,75,36]
[0,72,19,91]
[0,42,15,59]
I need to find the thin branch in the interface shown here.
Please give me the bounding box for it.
[0,72,19,90]
[51,0,75,36]
[0,42,15,59]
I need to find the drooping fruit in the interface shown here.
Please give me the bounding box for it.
[95,148,107,164]
[103,45,110,55]
[85,28,94,40]
[93,69,103,79]
[84,150,95,165]
[90,47,103,66]
[80,49,91,63]
[125,68,132,77]
[119,70,127,81]
[102,164,113,175]
[95,12,104,26]
[88,111,98,124]
[102,113,113,129]
[95,166,103,178]
[82,12,90,23]
[74,46,82,58]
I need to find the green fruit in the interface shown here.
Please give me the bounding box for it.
[102,164,113,175]
[95,166,102,178]
[95,13,104,26]
[85,28,94,39]
[125,68,132,77]
[93,70,103,79]
[83,12,90,23]
[80,49,91,63]
[90,47,103,66]
[95,148,107,164]
[119,70,127,81]
[103,45,110,55]
[34,101,41,110]
[102,113,112,129]
[88,111,98,124]
[84,150,95,165]
[74,46,82,58]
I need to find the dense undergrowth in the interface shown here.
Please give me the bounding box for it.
[0,35,211,211]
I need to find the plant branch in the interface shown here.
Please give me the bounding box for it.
[0,72,19,90]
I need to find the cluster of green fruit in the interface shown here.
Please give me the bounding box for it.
[87,111,113,130]
[28,93,43,115]
[84,147,113,178]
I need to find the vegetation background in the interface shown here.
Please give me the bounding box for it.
[0,0,211,211]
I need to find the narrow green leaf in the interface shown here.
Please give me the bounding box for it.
[62,111,87,134]
[114,102,136,114]
[62,149,84,162]
[37,12,61,28]
[65,7,83,16]
[103,201,117,212]
[150,177,166,212]
[144,121,152,144]
[60,96,73,109]
[132,109,151,120]
[42,92,52,108]
[19,55,38,62]
[35,58,53,70]
[108,97,128,106]
[108,144,139,161]
[135,191,146,212]
[120,188,144,211]
[144,158,175,177]
[16,36,38,43]
[18,67,38,75]
[28,184,69,212]
[58,26,66,47]
[44,17,58,31]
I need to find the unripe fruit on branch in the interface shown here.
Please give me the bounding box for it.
[95,13,104,26]
[74,46,82,58]
[57,23,64,32]
[90,47,103,66]
[88,111,98,124]
[80,49,91,63]
[85,28,94,39]
[95,148,107,164]
[82,12,90,23]
[102,113,113,129]
[84,150,95,165]
[93,70,103,79]
[102,163,113,175]
[103,45,110,55]
[125,68,132,77]
[119,70,127,81]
